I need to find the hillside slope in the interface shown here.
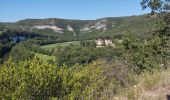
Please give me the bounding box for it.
[0,14,158,39]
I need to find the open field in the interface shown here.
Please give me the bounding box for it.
[41,41,80,50]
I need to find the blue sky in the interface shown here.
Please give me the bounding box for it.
[0,0,150,22]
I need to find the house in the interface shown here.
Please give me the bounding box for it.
[95,39,104,47]
[95,39,116,48]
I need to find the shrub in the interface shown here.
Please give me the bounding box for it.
[0,57,60,99]
[0,58,135,99]
[10,44,34,62]
[122,32,168,73]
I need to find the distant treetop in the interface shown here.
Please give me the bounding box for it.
[141,0,170,13]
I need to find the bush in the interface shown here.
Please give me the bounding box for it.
[0,57,61,99]
[122,32,168,73]
[55,45,121,67]
[10,44,34,62]
[0,57,135,99]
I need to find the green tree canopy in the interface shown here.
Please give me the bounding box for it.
[140,0,170,13]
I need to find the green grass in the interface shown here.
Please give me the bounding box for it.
[41,41,80,50]
[34,53,56,61]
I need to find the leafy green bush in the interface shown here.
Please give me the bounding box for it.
[0,57,135,99]
[55,45,121,66]
[10,44,35,62]
[122,32,168,73]
[0,57,60,99]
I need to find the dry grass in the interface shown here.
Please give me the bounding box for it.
[112,63,170,100]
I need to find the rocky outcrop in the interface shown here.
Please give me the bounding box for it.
[67,25,74,32]
[34,25,64,33]
[80,19,107,32]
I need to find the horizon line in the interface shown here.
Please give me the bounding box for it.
[0,13,149,23]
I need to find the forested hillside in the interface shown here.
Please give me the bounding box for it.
[0,14,161,63]
[0,14,158,38]
[0,0,169,99]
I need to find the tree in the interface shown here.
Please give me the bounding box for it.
[141,0,170,14]
[141,0,170,67]
[10,44,34,62]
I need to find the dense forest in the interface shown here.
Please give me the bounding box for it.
[0,0,169,99]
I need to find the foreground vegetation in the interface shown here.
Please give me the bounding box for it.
[0,57,132,99]
[0,0,169,99]
[114,62,170,100]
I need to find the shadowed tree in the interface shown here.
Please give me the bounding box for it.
[141,0,170,68]
[140,0,170,14]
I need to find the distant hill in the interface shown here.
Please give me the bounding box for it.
[0,14,158,39]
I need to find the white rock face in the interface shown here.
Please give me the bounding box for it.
[80,19,107,32]
[67,25,74,32]
[80,27,90,32]
[95,22,107,30]
[34,25,64,33]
